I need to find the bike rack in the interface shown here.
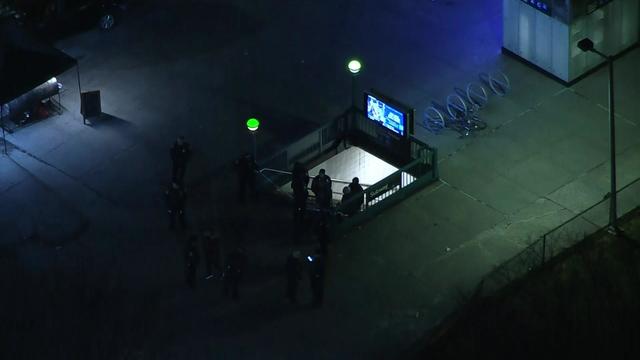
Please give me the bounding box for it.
[479,71,510,96]
[446,93,468,119]
[422,70,510,137]
[466,82,488,108]
[423,106,446,134]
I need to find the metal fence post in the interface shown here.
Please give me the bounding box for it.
[1,110,6,155]
[432,148,439,179]
[541,234,546,266]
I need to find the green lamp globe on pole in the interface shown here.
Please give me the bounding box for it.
[246,117,260,132]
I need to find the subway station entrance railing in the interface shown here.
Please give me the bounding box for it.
[334,136,437,231]
[258,167,373,198]
[256,107,439,232]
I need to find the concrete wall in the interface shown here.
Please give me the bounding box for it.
[504,0,570,80]
[569,0,640,80]
[503,0,639,82]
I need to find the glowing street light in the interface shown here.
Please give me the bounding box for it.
[347,59,362,75]
[246,117,260,132]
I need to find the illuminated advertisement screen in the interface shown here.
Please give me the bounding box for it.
[366,93,407,137]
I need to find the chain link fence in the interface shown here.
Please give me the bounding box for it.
[478,176,640,296]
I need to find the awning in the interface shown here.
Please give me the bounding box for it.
[1,18,77,105]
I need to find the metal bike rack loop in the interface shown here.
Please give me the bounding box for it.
[424,106,446,133]
[479,71,511,96]
[466,82,488,108]
[446,93,468,119]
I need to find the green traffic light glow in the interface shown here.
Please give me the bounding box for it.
[246,118,260,131]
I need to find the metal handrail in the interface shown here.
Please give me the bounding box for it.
[256,169,293,198]
[334,140,434,214]
[258,109,349,168]
[259,168,291,176]
[259,167,372,187]
[254,107,438,226]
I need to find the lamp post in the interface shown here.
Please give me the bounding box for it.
[347,59,362,110]
[246,117,260,160]
[1,105,6,154]
[577,38,618,234]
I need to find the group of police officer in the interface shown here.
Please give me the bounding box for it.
[183,231,248,301]
[165,137,365,306]
[287,162,366,306]
[164,136,250,300]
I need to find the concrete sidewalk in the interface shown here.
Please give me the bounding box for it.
[323,48,640,356]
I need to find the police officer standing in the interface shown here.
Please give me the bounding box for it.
[340,186,354,216]
[348,177,364,214]
[170,136,192,185]
[317,219,330,256]
[185,235,200,289]
[202,229,221,279]
[165,182,187,230]
[223,246,247,301]
[291,162,310,222]
[235,153,258,203]
[285,250,302,304]
[307,248,326,308]
[311,169,332,211]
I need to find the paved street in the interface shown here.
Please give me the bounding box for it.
[1,0,639,358]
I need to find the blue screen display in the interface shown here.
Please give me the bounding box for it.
[366,94,406,136]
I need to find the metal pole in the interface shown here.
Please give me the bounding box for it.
[76,64,86,125]
[590,48,619,234]
[607,58,618,232]
[351,75,357,110]
[351,74,359,133]
[541,235,546,266]
[251,131,257,161]
[1,109,6,155]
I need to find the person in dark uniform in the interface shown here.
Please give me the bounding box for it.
[348,177,364,211]
[291,162,310,222]
[285,250,302,304]
[291,162,310,243]
[223,246,247,301]
[340,186,355,216]
[165,182,187,230]
[317,219,330,256]
[311,169,332,211]
[234,153,258,203]
[185,236,200,289]
[202,229,221,279]
[307,248,325,307]
[170,136,192,184]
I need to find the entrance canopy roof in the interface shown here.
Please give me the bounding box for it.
[1,18,76,104]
